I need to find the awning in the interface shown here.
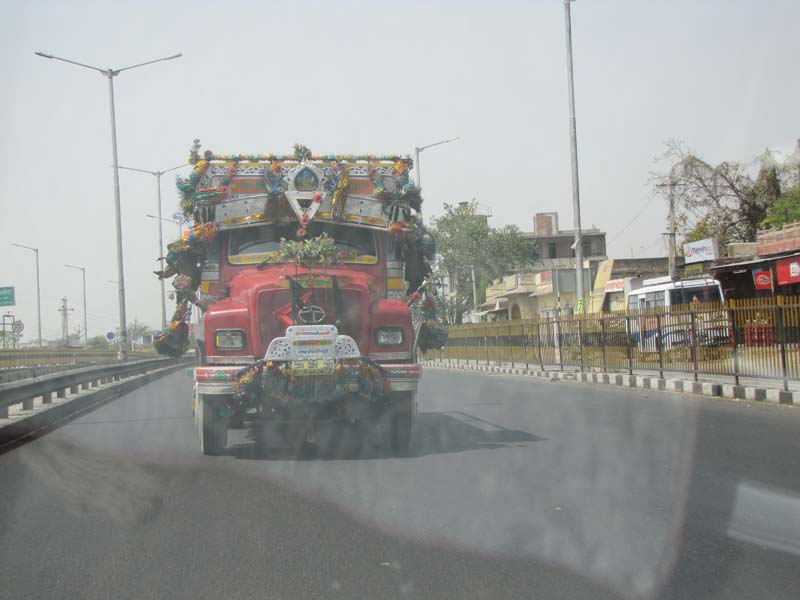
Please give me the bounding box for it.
[478,297,508,312]
[711,252,800,271]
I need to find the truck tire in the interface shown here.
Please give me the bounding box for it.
[198,394,227,455]
[389,392,415,455]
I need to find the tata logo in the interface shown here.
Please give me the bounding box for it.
[298,305,326,324]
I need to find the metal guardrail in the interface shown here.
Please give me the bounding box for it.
[0,357,186,418]
[0,349,155,369]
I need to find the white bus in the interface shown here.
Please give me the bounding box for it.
[626,276,724,312]
[626,277,728,352]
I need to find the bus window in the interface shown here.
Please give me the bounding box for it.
[628,295,640,311]
[645,291,665,309]
[669,285,721,306]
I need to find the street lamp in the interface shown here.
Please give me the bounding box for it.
[11,243,42,348]
[64,264,87,346]
[562,0,585,313]
[118,164,188,329]
[35,50,183,360]
[146,214,183,238]
[414,136,459,190]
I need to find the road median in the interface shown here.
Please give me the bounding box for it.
[422,359,797,406]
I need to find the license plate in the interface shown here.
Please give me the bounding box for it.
[290,358,335,377]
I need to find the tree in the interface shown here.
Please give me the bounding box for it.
[652,140,782,246]
[762,187,800,230]
[430,201,537,321]
[126,319,151,343]
[87,335,110,350]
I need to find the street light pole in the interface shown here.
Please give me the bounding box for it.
[563,0,585,314]
[413,136,460,189]
[119,164,187,329]
[35,51,182,359]
[11,243,41,348]
[64,264,87,346]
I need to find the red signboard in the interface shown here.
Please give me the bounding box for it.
[753,270,773,290]
[776,257,800,285]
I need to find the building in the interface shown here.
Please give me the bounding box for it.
[480,212,608,320]
[523,212,607,263]
[712,223,800,298]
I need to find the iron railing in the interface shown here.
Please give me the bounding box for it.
[436,298,800,391]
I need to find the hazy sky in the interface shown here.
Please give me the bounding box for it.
[1,0,798,341]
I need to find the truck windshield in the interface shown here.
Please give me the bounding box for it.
[228,222,377,260]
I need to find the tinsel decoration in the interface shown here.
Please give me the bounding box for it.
[417,295,448,353]
[331,165,350,221]
[231,358,391,404]
[152,222,218,357]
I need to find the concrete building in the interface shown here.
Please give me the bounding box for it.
[480,212,608,320]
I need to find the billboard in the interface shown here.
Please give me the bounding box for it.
[683,238,720,264]
[776,257,800,285]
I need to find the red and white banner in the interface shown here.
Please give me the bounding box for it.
[776,257,800,285]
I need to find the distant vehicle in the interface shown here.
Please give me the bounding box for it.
[626,277,729,352]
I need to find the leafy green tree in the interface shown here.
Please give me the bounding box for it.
[762,187,800,230]
[87,335,110,350]
[430,201,537,321]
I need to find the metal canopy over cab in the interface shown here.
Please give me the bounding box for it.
[181,144,421,233]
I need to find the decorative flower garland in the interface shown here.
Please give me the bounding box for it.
[153,221,218,357]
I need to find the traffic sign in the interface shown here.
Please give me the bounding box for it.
[0,287,14,307]
[106,331,115,340]
[12,320,23,334]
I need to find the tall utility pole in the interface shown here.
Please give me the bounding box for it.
[58,298,74,349]
[470,265,479,319]
[35,51,182,360]
[657,179,678,280]
[667,181,677,281]
[11,243,42,347]
[563,0,585,313]
[64,264,87,345]
[119,164,188,329]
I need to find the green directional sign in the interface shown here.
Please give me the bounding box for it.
[0,287,14,307]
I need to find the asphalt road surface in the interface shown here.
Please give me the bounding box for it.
[1,368,799,599]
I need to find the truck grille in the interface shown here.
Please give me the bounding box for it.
[257,287,368,356]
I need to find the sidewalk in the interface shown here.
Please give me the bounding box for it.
[423,357,798,405]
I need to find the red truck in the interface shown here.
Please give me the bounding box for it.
[161,143,437,455]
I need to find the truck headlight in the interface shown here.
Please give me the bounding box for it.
[215,329,245,350]
[376,327,403,346]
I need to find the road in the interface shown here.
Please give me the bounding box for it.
[1,368,799,599]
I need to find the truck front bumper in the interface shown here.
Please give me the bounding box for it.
[194,362,420,396]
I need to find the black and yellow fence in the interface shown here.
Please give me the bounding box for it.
[437,298,800,390]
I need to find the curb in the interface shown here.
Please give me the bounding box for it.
[0,362,188,450]
[422,361,795,406]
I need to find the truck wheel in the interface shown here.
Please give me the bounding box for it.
[198,394,227,455]
[389,392,415,455]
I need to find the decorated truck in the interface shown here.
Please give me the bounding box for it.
[153,141,445,455]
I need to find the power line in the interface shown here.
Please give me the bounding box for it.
[609,194,660,243]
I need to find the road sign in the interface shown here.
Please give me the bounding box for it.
[0,287,14,307]
[106,331,116,340]
[12,320,23,334]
